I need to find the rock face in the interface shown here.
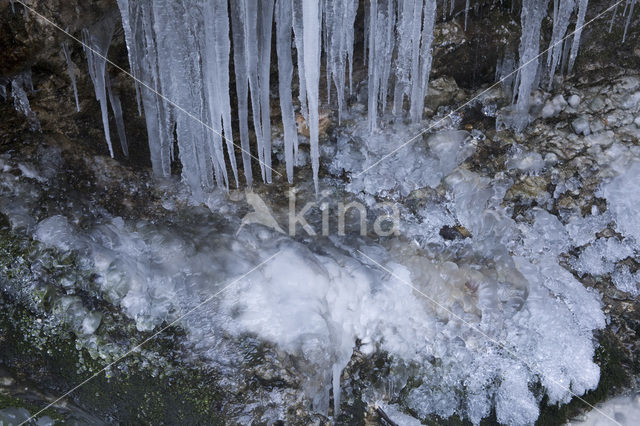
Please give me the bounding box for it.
[0,0,149,166]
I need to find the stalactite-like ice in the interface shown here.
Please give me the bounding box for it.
[204,0,239,187]
[546,0,576,89]
[62,42,80,112]
[567,0,589,74]
[113,0,595,190]
[276,0,298,182]
[230,0,253,186]
[367,0,396,131]
[323,0,357,122]
[10,71,40,132]
[106,76,128,158]
[82,19,116,158]
[623,0,636,43]
[117,0,172,177]
[302,0,322,194]
[410,0,436,123]
[464,0,470,30]
[512,0,550,132]
[259,0,275,183]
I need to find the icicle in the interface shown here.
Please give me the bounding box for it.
[153,0,218,191]
[299,0,322,194]
[567,0,588,74]
[393,0,419,114]
[204,0,238,188]
[239,0,268,184]
[623,0,636,43]
[378,0,396,115]
[230,0,253,186]
[609,1,619,33]
[450,0,456,16]
[513,0,550,132]
[345,1,357,97]
[82,18,116,158]
[118,0,167,176]
[11,72,41,132]
[62,42,80,112]
[367,0,396,131]
[546,0,576,89]
[367,0,379,131]
[323,0,357,122]
[410,0,437,123]
[464,0,470,30]
[259,0,275,183]
[276,0,298,183]
[106,75,128,157]
[292,0,308,123]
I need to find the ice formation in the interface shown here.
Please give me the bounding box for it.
[2,130,621,424]
[512,0,550,132]
[567,0,589,74]
[546,0,576,89]
[62,41,81,112]
[83,18,117,158]
[569,394,640,426]
[111,0,610,191]
[623,0,637,43]
[9,70,41,132]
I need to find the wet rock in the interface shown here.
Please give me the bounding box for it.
[568,94,581,108]
[439,225,471,240]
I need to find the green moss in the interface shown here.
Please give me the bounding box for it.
[0,215,231,424]
[0,392,64,421]
[0,297,228,424]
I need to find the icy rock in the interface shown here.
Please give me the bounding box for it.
[611,265,640,296]
[0,408,31,425]
[541,94,568,118]
[635,116,640,127]
[588,96,605,112]
[544,152,559,165]
[17,163,45,182]
[82,311,103,334]
[590,118,605,134]
[621,91,640,110]
[34,215,80,252]
[568,94,581,108]
[572,116,591,135]
[506,150,545,172]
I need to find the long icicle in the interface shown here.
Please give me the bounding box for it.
[62,41,81,112]
[230,0,253,186]
[301,0,322,194]
[567,0,589,74]
[276,0,298,182]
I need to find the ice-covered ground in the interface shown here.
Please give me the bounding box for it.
[5,112,640,424]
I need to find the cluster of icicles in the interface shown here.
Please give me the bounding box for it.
[64,0,635,193]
